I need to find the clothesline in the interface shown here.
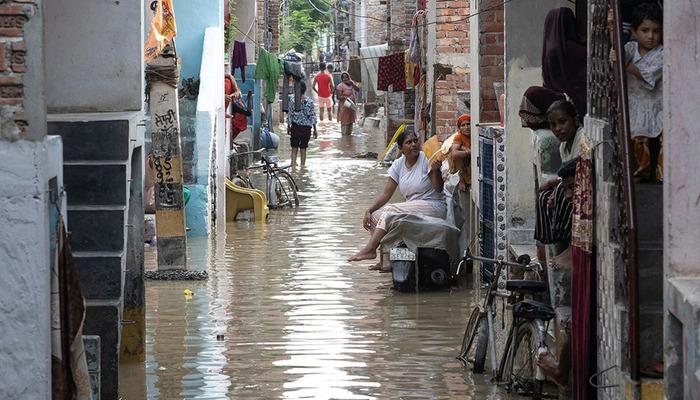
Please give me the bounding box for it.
[234,0,515,45]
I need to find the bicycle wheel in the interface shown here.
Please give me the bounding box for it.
[501,321,542,398]
[270,169,299,208]
[457,306,488,373]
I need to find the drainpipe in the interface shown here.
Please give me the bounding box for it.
[611,0,641,394]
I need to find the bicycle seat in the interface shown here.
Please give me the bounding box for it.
[505,280,547,294]
[262,154,280,164]
[513,299,555,321]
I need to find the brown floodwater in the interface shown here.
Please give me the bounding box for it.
[121,120,511,399]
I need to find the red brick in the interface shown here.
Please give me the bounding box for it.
[445,30,466,38]
[482,21,504,33]
[482,111,500,122]
[436,111,454,119]
[481,44,504,55]
[0,98,21,105]
[11,41,25,51]
[0,76,21,85]
[0,28,22,37]
[0,43,5,72]
[0,6,27,14]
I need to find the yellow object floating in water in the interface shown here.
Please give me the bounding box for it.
[183,289,194,299]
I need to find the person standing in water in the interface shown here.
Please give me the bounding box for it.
[312,62,334,121]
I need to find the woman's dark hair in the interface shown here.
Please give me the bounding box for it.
[396,130,416,146]
[299,81,307,94]
[319,62,327,71]
[341,72,350,80]
[631,2,662,29]
[547,99,578,120]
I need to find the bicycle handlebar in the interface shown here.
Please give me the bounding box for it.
[455,249,542,276]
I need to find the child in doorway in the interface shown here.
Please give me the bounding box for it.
[625,2,663,182]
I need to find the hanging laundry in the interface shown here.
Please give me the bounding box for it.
[232,41,247,81]
[254,48,283,104]
[51,217,92,400]
[408,11,425,63]
[377,52,406,92]
[404,51,422,89]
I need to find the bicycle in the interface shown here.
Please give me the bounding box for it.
[232,149,300,209]
[456,250,555,399]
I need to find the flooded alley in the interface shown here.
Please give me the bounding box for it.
[124,122,508,399]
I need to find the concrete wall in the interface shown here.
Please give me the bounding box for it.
[188,27,225,237]
[173,0,221,79]
[44,0,142,113]
[0,136,64,400]
[503,0,569,243]
[664,2,700,398]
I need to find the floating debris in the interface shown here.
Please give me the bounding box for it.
[145,270,209,281]
[353,152,379,159]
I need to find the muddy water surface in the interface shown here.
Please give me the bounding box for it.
[123,121,508,399]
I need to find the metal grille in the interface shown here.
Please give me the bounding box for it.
[588,0,615,119]
[589,0,628,248]
[478,131,495,281]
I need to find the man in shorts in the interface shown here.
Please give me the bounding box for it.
[312,62,334,121]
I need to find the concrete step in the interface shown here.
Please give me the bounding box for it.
[67,209,125,252]
[64,164,126,206]
[74,256,123,300]
[48,120,130,161]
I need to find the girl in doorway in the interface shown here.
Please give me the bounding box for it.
[625,2,663,182]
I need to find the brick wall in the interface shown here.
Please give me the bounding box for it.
[433,0,470,135]
[478,0,503,122]
[256,0,280,53]
[366,0,388,45]
[388,0,415,42]
[0,2,33,140]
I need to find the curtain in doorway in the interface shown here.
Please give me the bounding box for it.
[570,140,596,399]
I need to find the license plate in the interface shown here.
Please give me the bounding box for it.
[390,247,415,261]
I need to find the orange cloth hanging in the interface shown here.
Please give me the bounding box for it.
[144,0,177,61]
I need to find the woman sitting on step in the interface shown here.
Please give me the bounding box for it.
[348,130,446,263]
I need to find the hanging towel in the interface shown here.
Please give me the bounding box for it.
[51,217,92,400]
[232,41,247,82]
[377,52,406,92]
[254,48,283,104]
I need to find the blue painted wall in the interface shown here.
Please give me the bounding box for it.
[173,0,221,79]
[233,64,262,143]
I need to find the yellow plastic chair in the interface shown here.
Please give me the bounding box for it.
[225,178,269,222]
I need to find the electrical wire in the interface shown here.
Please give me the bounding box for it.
[314,0,516,29]
[305,0,334,14]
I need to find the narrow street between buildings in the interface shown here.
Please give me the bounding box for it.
[124,121,508,399]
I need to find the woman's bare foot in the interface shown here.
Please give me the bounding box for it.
[347,249,377,262]
[536,352,568,387]
[368,263,382,271]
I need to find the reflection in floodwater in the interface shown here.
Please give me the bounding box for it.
[122,120,510,399]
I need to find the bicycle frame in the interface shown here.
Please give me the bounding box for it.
[459,250,542,381]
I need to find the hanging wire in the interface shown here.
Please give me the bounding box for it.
[144,57,181,102]
[314,0,516,29]
[306,0,334,14]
